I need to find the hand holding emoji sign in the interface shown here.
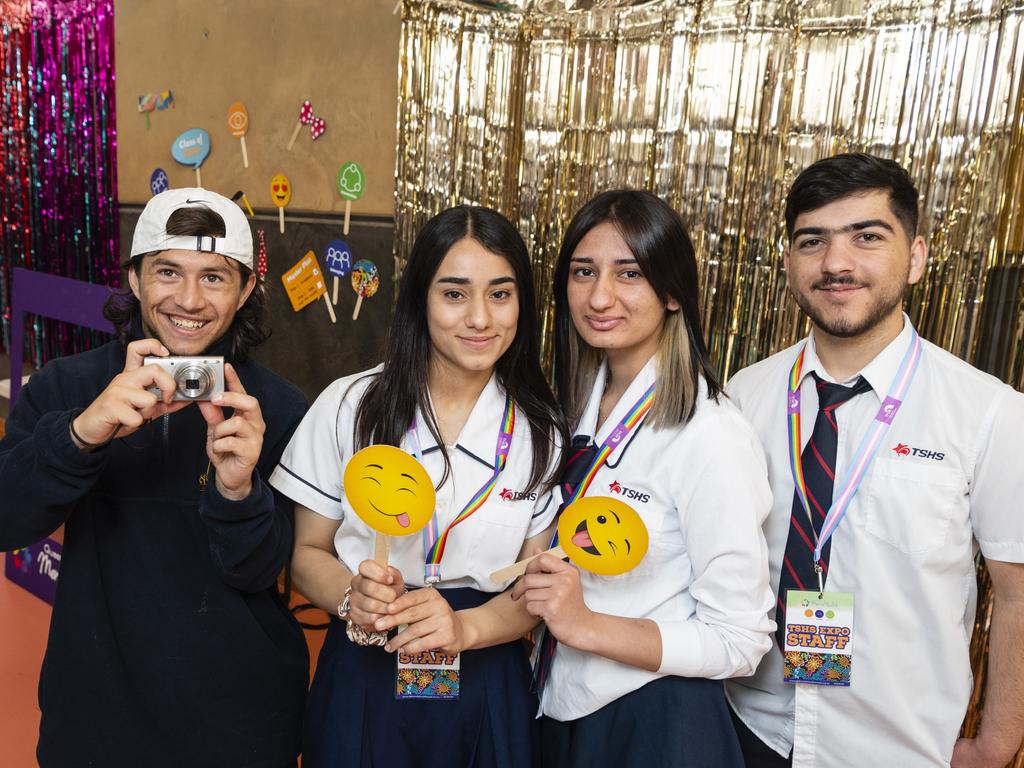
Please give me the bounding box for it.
[490,496,649,582]
[343,445,436,566]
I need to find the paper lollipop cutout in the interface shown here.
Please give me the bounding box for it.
[350,259,379,320]
[325,239,352,305]
[270,173,291,234]
[287,100,327,150]
[490,496,649,583]
[149,168,169,197]
[171,128,210,187]
[227,101,249,168]
[337,161,365,235]
[343,445,436,566]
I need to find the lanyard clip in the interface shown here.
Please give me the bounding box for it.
[424,575,440,588]
[814,562,825,598]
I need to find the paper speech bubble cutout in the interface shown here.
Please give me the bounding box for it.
[557,496,649,576]
[270,173,291,208]
[170,128,211,169]
[325,239,352,278]
[227,101,249,137]
[337,161,366,202]
[343,445,436,537]
[149,168,169,197]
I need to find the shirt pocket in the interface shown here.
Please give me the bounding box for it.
[863,458,963,554]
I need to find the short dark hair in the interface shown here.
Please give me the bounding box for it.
[785,153,920,242]
[104,207,269,361]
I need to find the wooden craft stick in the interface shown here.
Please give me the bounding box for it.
[489,546,566,583]
[323,293,337,323]
[374,533,390,568]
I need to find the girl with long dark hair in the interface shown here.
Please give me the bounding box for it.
[270,206,567,767]
[511,190,774,767]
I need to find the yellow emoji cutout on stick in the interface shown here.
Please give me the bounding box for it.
[490,496,649,582]
[343,445,436,566]
[270,172,291,234]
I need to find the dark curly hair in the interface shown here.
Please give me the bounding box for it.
[104,207,270,361]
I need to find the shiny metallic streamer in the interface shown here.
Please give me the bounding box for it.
[396,0,1024,756]
[0,0,118,367]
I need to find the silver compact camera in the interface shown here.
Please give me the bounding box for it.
[144,356,225,401]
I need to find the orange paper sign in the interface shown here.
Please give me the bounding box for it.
[281,251,327,312]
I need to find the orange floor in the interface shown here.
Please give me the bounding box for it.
[0,553,327,767]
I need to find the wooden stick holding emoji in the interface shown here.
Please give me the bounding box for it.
[343,445,436,567]
[490,496,649,583]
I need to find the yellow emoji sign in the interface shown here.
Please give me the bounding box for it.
[557,496,648,576]
[343,445,436,537]
[270,172,291,208]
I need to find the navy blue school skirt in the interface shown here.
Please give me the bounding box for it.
[539,675,743,768]
[302,587,537,768]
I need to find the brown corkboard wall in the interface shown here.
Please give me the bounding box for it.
[114,0,401,217]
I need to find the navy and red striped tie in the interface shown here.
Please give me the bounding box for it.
[776,373,871,651]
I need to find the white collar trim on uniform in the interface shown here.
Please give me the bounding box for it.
[407,372,508,471]
[802,313,916,400]
[575,356,656,465]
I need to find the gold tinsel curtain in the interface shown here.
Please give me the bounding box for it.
[395,0,1024,757]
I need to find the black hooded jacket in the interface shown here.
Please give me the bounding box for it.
[0,329,309,768]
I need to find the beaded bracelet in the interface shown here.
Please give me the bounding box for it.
[337,586,388,647]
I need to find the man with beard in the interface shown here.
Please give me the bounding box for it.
[724,154,1024,767]
[0,189,308,767]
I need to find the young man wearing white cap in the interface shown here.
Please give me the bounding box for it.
[0,189,309,768]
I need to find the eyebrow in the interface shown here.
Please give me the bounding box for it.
[792,219,896,240]
[151,256,233,275]
[400,473,418,483]
[366,464,383,470]
[570,257,638,266]
[436,276,516,286]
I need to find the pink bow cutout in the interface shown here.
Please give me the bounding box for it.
[298,100,326,140]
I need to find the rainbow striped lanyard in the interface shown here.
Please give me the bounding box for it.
[787,328,923,580]
[408,394,515,584]
[551,382,656,548]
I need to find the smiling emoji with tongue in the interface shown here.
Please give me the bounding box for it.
[343,445,435,537]
[557,496,649,576]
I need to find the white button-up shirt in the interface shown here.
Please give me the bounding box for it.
[269,366,557,591]
[725,317,1024,767]
[538,358,775,721]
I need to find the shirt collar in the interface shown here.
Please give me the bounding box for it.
[802,313,916,398]
[575,356,656,461]
[408,372,507,470]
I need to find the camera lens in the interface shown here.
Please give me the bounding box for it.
[175,364,213,400]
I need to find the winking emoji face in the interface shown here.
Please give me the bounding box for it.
[343,445,435,537]
[557,496,649,576]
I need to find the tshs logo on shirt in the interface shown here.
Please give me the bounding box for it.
[892,443,945,461]
[608,480,650,503]
[499,488,537,501]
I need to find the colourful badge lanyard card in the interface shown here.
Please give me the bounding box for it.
[550,383,655,548]
[787,329,923,592]
[408,395,515,584]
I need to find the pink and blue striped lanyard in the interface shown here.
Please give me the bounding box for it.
[787,328,922,590]
[408,395,515,584]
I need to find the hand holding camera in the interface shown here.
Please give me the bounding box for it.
[70,339,193,450]
[197,362,265,501]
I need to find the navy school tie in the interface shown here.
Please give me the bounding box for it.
[775,373,872,652]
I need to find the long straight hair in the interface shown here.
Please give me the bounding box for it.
[553,190,722,428]
[355,206,567,491]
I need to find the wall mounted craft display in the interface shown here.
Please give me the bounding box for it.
[0,0,119,366]
[394,0,1024,754]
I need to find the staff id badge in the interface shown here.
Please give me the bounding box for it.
[395,649,460,700]
[782,591,854,686]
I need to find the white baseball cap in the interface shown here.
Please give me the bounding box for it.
[130,187,253,269]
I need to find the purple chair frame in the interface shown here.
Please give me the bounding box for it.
[9,267,115,407]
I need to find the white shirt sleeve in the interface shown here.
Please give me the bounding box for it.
[269,380,352,520]
[970,386,1024,563]
[654,410,775,679]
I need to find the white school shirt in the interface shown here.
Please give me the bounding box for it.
[725,317,1024,767]
[269,366,558,590]
[538,358,775,722]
